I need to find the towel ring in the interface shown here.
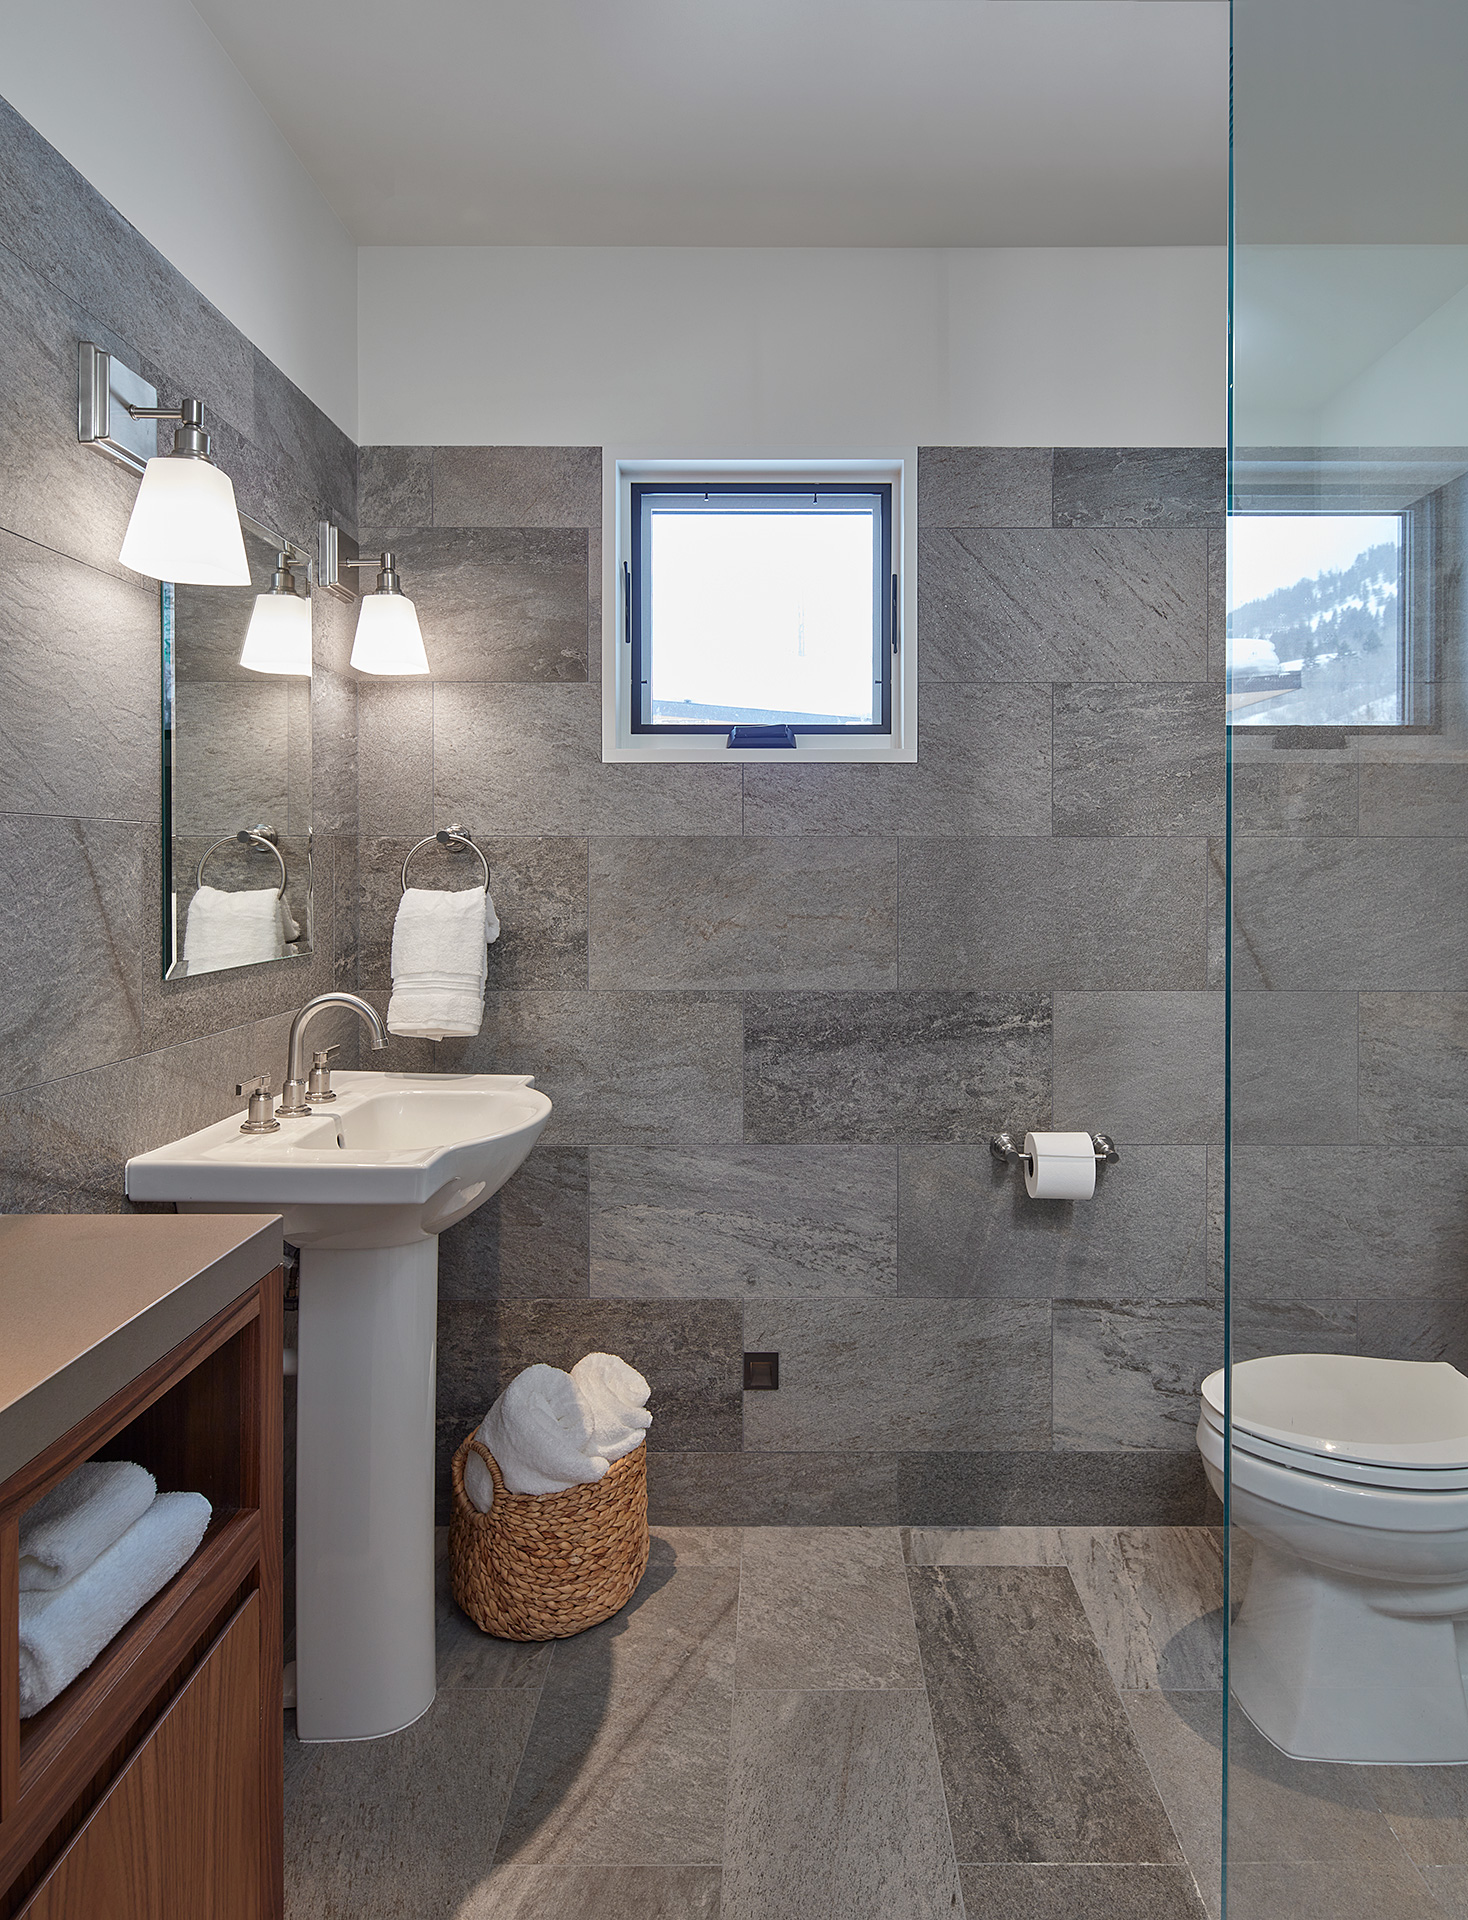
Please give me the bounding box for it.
[401,824,490,894]
[197,826,288,898]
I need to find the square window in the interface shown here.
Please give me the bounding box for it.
[1227,512,1409,727]
[631,483,892,735]
[606,459,914,763]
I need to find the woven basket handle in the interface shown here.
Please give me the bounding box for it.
[459,1433,507,1503]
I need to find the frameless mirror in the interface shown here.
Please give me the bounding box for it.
[163,526,313,977]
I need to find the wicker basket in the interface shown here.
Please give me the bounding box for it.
[448,1432,650,1641]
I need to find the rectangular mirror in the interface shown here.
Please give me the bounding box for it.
[162,526,313,978]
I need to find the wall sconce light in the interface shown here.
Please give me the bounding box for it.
[241,551,313,675]
[79,346,249,585]
[344,552,429,675]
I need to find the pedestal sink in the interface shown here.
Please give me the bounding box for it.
[125,1071,551,1741]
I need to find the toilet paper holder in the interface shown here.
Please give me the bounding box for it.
[990,1131,1119,1171]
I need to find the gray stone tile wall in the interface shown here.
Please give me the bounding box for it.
[1227,467,1468,1386]
[0,96,358,1217]
[357,441,1226,1525]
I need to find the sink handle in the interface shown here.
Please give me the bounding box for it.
[309,1046,341,1103]
[235,1076,280,1135]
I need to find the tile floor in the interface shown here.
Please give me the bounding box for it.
[283,1524,1468,1919]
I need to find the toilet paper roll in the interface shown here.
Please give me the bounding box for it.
[1024,1131,1096,1201]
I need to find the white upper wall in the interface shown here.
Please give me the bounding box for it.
[0,0,359,437]
[359,244,1226,449]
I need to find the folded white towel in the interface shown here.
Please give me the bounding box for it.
[571,1352,653,1462]
[464,1363,609,1512]
[387,885,499,1042]
[19,1491,212,1717]
[19,1460,157,1593]
[183,884,285,973]
[279,897,302,944]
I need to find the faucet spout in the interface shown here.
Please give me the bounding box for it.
[277,992,389,1117]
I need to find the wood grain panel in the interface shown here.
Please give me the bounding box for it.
[18,1594,261,1919]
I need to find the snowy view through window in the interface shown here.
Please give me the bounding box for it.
[648,507,877,726]
[1227,514,1403,726]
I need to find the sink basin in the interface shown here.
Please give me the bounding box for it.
[124,1069,552,1744]
[125,1071,551,1249]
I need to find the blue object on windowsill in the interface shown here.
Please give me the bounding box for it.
[727,724,797,749]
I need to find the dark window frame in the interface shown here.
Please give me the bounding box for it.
[1227,502,1437,737]
[627,481,895,737]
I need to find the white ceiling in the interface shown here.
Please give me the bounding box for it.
[190,0,1230,248]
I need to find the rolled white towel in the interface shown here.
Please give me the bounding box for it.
[571,1352,653,1462]
[464,1363,609,1512]
[183,885,285,973]
[20,1491,212,1717]
[20,1459,157,1593]
[387,885,499,1042]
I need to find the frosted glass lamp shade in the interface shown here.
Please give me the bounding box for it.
[351,591,429,674]
[241,591,312,675]
[118,454,250,585]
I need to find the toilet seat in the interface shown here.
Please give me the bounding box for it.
[1201,1356,1468,1490]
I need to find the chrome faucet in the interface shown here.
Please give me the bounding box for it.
[277,992,388,1117]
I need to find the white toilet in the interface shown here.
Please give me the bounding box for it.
[1198,1352,1468,1765]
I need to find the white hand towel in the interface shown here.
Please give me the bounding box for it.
[387,885,499,1042]
[571,1352,653,1462]
[279,897,302,944]
[464,1363,609,1511]
[19,1491,212,1717]
[183,885,285,973]
[19,1459,157,1593]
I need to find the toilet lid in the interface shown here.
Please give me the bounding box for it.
[1200,1355,1468,1469]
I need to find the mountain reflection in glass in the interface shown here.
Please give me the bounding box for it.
[1227,513,1403,726]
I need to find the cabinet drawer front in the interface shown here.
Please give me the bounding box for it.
[20,1593,262,1920]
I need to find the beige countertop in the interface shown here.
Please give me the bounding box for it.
[0,1214,283,1483]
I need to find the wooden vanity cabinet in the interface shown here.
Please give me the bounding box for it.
[0,1268,283,1919]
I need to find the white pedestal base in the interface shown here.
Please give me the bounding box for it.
[294,1238,439,1743]
[1232,1540,1468,1764]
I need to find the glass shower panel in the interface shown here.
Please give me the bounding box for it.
[1228,3,1468,1915]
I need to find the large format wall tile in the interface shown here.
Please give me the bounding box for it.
[723,1690,963,1920]
[741,1298,1051,1452]
[384,527,589,682]
[917,447,1053,529]
[898,1146,1206,1300]
[1230,1145,1468,1300]
[354,835,588,993]
[1231,838,1468,990]
[1230,992,1360,1146]
[358,445,432,537]
[358,682,434,835]
[898,1452,1212,1528]
[0,241,139,582]
[918,531,1208,683]
[741,682,1051,836]
[589,835,896,991]
[431,446,602,529]
[743,990,1052,1143]
[898,839,1207,992]
[1052,685,1224,837]
[590,1144,897,1298]
[434,683,743,836]
[0,816,142,1086]
[1051,449,1225,529]
[1232,754,1359,836]
[1053,1301,1222,1451]
[1053,993,1224,1145]
[647,1451,901,1526]
[1358,760,1468,838]
[0,530,158,820]
[1359,993,1468,1143]
[910,1564,1184,1863]
[435,990,743,1144]
[439,1144,591,1301]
